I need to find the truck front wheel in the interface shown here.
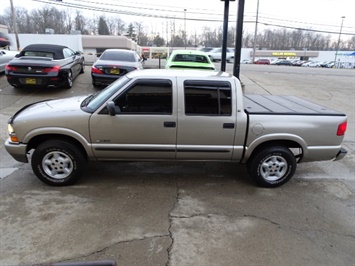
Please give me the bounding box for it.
[31,140,86,186]
[247,146,296,188]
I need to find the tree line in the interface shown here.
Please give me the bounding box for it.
[1,5,354,50]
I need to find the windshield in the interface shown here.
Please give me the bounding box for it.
[84,76,131,111]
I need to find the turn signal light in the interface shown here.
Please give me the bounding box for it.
[337,122,347,136]
[10,135,19,143]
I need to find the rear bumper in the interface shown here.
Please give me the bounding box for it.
[334,147,347,161]
[6,75,65,88]
[91,74,123,86]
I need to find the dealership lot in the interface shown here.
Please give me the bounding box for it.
[0,63,354,265]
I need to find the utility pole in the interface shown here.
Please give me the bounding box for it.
[334,16,345,68]
[184,9,187,49]
[9,0,20,50]
[220,0,235,71]
[252,0,260,63]
[233,0,245,79]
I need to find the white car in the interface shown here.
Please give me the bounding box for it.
[206,48,235,63]
[302,61,320,67]
[0,49,18,72]
[241,59,252,64]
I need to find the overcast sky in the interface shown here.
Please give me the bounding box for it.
[2,0,354,40]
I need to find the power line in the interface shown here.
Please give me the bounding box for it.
[30,0,355,36]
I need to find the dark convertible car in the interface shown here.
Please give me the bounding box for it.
[5,44,85,89]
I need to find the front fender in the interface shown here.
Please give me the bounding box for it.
[22,127,94,158]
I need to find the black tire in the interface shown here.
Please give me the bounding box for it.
[80,62,85,74]
[64,71,73,89]
[31,140,86,186]
[247,146,296,188]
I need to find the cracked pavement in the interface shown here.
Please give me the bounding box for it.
[1,63,354,265]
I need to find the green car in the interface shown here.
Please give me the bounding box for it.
[165,50,216,70]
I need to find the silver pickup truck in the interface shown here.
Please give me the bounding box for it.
[5,70,348,187]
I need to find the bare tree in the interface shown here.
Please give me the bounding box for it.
[74,10,87,34]
[86,15,99,35]
[133,21,145,44]
[30,5,67,34]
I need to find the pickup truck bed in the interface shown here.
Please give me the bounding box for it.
[244,95,345,116]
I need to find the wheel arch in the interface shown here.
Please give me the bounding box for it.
[243,138,306,163]
[27,134,89,161]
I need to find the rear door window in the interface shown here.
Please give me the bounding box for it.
[184,80,232,116]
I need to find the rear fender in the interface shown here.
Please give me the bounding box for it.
[242,133,307,162]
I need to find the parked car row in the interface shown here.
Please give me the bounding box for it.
[4,44,147,89]
[242,58,339,68]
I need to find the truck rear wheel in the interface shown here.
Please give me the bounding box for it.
[31,140,86,186]
[247,146,296,188]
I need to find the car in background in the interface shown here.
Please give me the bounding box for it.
[325,61,335,68]
[301,61,320,67]
[165,50,216,70]
[274,59,292,66]
[270,59,282,65]
[206,47,235,63]
[308,61,321,67]
[0,49,18,72]
[91,49,143,87]
[320,61,335,68]
[5,44,84,89]
[198,47,214,53]
[241,59,252,64]
[291,60,305,66]
[254,59,270,65]
[0,32,11,48]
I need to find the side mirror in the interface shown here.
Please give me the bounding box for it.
[106,101,122,116]
[106,101,117,116]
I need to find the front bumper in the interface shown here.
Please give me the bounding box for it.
[4,139,29,163]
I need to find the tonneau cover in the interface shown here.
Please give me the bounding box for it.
[244,95,345,116]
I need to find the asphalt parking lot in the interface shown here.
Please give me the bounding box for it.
[0,62,354,266]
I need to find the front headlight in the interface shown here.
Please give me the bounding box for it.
[8,124,19,143]
[8,124,14,134]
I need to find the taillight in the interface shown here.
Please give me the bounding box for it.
[42,65,60,73]
[5,65,17,71]
[91,66,103,74]
[337,122,347,136]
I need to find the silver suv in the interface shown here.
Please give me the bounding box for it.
[206,48,235,63]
